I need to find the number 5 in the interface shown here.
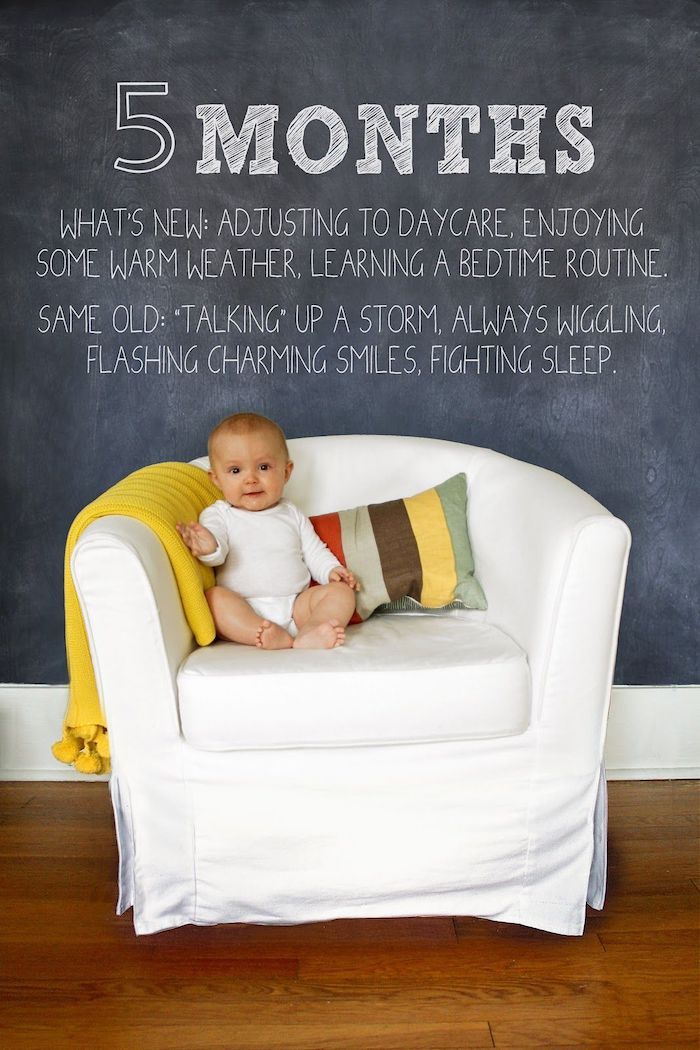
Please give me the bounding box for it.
[115,82,175,174]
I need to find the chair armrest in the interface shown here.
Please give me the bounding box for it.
[71,516,196,770]
[471,455,631,766]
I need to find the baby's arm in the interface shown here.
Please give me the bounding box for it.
[176,520,218,557]
[297,509,360,589]
[177,504,228,565]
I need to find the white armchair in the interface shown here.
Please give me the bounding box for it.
[71,435,630,935]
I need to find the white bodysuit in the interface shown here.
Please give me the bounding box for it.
[197,498,339,636]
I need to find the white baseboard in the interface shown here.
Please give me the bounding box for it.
[603,685,699,780]
[0,684,698,781]
[0,686,109,782]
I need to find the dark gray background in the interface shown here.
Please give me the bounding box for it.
[1,0,698,684]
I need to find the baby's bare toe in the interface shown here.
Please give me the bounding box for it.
[257,620,293,650]
[254,620,271,647]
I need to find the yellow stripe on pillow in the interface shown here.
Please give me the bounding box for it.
[403,487,457,607]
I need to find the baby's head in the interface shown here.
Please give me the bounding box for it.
[207,412,293,512]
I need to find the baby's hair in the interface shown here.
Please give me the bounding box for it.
[208,412,289,462]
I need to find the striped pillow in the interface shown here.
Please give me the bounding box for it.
[310,473,486,621]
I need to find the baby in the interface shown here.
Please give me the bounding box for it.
[177,412,359,650]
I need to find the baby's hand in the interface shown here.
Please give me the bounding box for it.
[176,521,218,557]
[329,565,360,590]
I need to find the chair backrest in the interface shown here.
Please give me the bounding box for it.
[193,434,500,517]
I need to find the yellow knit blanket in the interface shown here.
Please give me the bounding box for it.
[53,462,220,774]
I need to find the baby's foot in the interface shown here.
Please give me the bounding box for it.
[255,620,293,650]
[293,619,346,650]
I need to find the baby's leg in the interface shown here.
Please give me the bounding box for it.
[205,586,293,649]
[292,582,356,649]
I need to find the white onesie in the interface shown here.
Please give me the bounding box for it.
[196,498,339,635]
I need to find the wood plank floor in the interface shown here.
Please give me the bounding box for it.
[0,780,697,1049]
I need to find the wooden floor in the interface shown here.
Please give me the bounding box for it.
[0,781,697,1049]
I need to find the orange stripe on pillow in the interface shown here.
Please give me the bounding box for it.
[311,511,346,566]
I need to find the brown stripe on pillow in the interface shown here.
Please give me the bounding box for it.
[368,498,423,602]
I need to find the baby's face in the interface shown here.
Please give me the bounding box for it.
[209,429,292,512]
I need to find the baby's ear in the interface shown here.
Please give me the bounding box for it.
[208,469,222,490]
[285,460,294,481]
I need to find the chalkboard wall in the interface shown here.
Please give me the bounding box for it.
[1,0,698,684]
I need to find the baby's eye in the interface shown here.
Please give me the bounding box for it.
[259,463,270,471]
[229,467,240,474]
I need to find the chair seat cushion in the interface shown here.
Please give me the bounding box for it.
[177,613,530,750]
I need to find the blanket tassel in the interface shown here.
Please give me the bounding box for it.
[52,725,111,775]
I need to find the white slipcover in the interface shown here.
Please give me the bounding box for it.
[72,435,631,935]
